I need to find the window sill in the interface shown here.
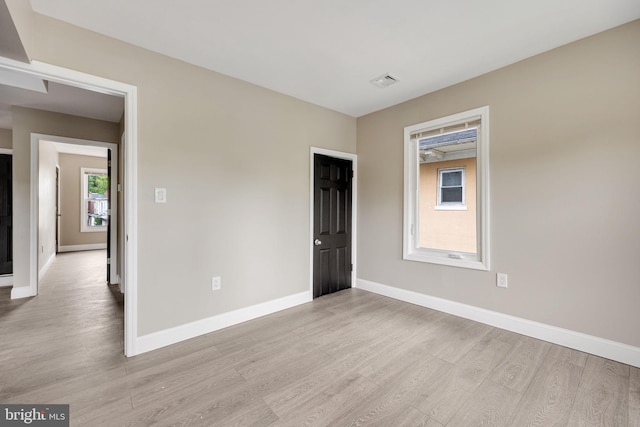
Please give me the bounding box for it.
[434,205,467,211]
[404,250,489,270]
[80,227,108,233]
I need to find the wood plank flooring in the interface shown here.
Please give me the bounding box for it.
[1,250,638,426]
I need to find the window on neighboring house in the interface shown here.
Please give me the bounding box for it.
[81,168,109,232]
[438,167,465,207]
[403,106,490,270]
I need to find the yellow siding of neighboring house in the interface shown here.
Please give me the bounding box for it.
[419,158,477,253]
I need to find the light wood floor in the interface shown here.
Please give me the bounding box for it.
[1,251,638,426]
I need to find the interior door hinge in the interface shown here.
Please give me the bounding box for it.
[351,170,354,178]
[350,263,353,272]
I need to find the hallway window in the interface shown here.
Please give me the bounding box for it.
[81,168,108,232]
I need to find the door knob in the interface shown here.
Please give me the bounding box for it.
[314,239,322,246]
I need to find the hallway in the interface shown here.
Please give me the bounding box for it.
[0,250,125,421]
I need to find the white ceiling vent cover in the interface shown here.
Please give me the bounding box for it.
[370,73,399,88]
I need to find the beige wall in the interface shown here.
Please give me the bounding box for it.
[1,0,31,61]
[37,140,57,271]
[0,129,11,149]
[357,20,640,347]
[12,107,120,292]
[58,153,108,247]
[419,158,476,252]
[19,13,357,335]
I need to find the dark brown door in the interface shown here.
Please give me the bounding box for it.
[106,149,111,283]
[55,166,60,254]
[0,154,12,275]
[313,154,352,298]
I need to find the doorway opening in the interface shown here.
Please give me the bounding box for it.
[0,57,138,356]
[0,149,12,286]
[35,136,119,291]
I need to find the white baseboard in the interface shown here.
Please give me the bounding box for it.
[356,278,640,368]
[11,285,36,299]
[58,243,107,253]
[38,253,56,280]
[0,275,12,287]
[135,290,312,356]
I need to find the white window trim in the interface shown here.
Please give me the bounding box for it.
[403,106,490,270]
[81,168,108,233]
[437,167,466,208]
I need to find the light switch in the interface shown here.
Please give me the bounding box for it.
[155,188,167,203]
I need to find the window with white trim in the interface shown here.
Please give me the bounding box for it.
[403,106,489,270]
[81,168,109,232]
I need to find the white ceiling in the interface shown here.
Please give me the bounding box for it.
[0,77,124,129]
[27,0,640,117]
[50,140,107,158]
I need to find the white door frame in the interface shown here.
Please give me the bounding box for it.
[309,147,357,297]
[0,56,139,357]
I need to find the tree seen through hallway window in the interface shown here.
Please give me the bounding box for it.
[81,168,109,231]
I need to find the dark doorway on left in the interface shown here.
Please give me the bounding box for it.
[0,153,12,275]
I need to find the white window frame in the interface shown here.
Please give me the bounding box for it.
[437,167,466,209]
[81,168,108,233]
[403,106,490,270]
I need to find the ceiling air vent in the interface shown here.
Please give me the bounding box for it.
[370,73,399,88]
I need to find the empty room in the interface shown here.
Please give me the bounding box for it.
[0,1,639,426]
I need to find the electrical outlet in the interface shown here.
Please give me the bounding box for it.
[211,276,221,291]
[497,273,508,288]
